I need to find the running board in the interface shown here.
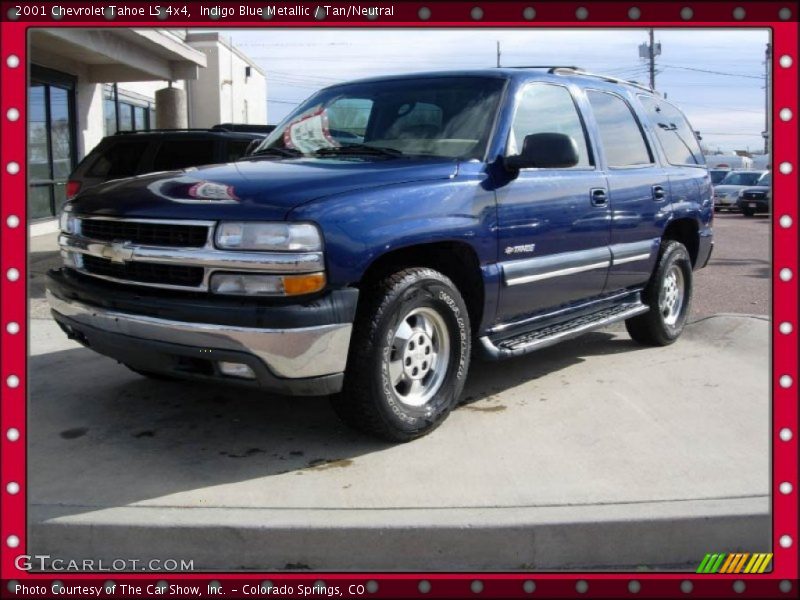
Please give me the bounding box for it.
[480,302,649,359]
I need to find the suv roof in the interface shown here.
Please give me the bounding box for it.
[113,124,271,138]
[324,66,657,96]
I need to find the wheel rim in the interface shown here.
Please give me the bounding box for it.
[659,264,685,326]
[385,306,450,408]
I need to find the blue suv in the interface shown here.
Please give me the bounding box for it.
[47,67,713,441]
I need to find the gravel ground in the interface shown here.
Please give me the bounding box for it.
[29,211,771,320]
[690,212,770,319]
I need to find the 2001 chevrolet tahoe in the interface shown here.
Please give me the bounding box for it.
[47,67,713,441]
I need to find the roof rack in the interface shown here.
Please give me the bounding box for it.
[549,66,656,93]
[505,65,582,71]
[213,123,276,133]
[114,128,218,135]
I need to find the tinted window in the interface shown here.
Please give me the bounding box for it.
[639,96,704,166]
[719,171,763,186]
[710,170,729,184]
[226,140,252,161]
[510,84,591,167]
[326,98,373,141]
[152,140,216,171]
[757,172,771,186]
[587,91,651,168]
[87,141,148,178]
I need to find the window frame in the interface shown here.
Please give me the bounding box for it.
[637,94,706,168]
[585,88,656,170]
[506,81,596,170]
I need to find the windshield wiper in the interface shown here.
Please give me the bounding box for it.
[248,147,301,158]
[313,144,404,158]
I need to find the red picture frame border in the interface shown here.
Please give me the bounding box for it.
[0,2,797,597]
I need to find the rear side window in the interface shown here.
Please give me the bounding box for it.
[152,140,216,171]
[509,83,592,167]
[86,141,148,178]
[225,140,253,161]
[587,90,652,168]
[638,96,705,166]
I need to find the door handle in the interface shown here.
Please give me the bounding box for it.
[590,188,608,207]
[652,185,666,201]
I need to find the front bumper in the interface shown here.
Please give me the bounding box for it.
[45,269,357,395]
[737,198,769,212]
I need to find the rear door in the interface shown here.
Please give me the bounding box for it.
[584,89,666,292]
[494,82,610,324]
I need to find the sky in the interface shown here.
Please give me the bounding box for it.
[222,28,770,154]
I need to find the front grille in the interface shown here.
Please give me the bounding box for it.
[80,219,209,248]
[742,192,765,200]
[82,255,205,287]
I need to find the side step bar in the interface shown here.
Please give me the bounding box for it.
[480,302,649,359]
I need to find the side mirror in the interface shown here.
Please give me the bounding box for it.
[244,138,262,157]
[504,132,580,171]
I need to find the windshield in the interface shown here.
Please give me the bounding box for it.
[757,172,771,186]
[709,170,729,184]
[251,77,506,160]
[719,171,763,186]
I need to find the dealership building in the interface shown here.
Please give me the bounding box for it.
[28,29,266,231]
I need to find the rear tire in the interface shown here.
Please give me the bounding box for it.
[625,240,693,346]
[331,268,471,442]
[742,207,755,217]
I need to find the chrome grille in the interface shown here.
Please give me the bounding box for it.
[80,219,209,247]
[82,255,205,287]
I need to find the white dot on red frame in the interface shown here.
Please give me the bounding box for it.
[779,162,793,174]
[778,322,793,335]
[6,375,19,388]
[779,55,793,68]
[779,215,793,228]
[6,55,20,68]
[779,428,793,441]
[779,535,792,548]
[779,375,793,388]
[6,268,19,282]
[6,535,19,548]
[779,108,793,121]
[779,482,793,494]
[6,214,20,228]
[6,322,20,335]
[6,482,19,495]
[6,161,19,175]
[779,268,793,282]
[6,108,19,122]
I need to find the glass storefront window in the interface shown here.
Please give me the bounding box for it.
[104,98,117,135]
[28,67,76,220]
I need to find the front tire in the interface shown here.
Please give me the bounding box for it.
[742,207,755,217]
[625,240,693,346]
[331,268,471,442]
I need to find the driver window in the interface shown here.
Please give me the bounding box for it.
[509,84,592,167]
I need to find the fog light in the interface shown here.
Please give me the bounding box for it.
[218,361,256,379]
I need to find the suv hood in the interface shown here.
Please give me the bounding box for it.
[713,184,751,195]
[69,158,460,220]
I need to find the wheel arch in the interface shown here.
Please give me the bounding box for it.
[662,217,700,267]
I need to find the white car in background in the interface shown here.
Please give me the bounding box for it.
[713,170,766,211]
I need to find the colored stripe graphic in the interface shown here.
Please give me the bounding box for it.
[699,553,774,574]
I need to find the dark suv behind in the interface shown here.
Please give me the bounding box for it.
[65,124,273,200]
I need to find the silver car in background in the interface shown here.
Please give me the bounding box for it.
[712,170,766,211]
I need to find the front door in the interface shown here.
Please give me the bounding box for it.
[494,82,610,325]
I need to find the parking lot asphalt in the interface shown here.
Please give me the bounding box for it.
[26,214,771,570]
[691,212,770,318]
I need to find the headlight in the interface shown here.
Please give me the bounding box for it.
[215,222,322,251]
[209,272,326,296]
[59,211,78,235]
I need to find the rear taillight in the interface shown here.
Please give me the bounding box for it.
[66,180,81,200]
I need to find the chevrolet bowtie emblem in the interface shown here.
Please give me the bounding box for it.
[101,241,135,264]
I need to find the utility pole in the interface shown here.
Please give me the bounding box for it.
[638,29,661,90]
[648,28,655,90]
[764,42,771,155]
[496,40,501,68]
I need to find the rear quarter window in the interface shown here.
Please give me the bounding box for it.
[152,139,216,171]
[639,96,705,167]
[86,141,148,178]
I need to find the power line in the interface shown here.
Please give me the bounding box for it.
[659,64,764,79]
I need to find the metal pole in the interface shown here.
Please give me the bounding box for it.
[496,40,501,68]
[649,28,656,90]
[764,42,771,155]
[113,83,120,132]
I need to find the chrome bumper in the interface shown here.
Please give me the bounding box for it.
[46,290,351,379]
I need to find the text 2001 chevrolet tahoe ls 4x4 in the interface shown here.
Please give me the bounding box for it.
[47,68,713,441]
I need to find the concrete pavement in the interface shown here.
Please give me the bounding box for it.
[27,313,770,571]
